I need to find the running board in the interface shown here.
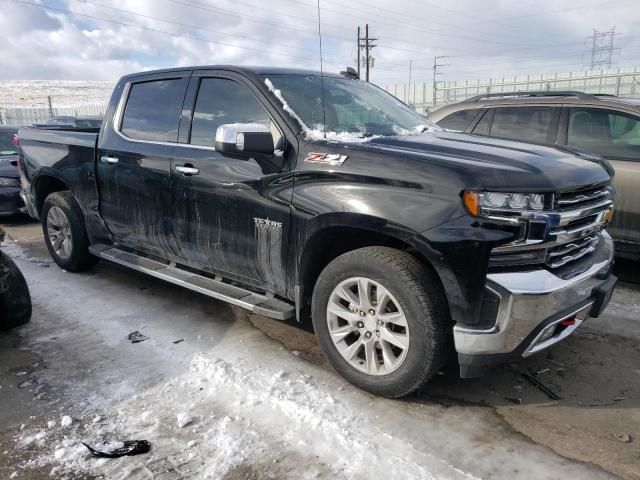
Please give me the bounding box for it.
[89,244,295,320]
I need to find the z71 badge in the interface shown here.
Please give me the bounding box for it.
[304,152,348,166]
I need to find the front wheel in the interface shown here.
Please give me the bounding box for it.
[312,247,451,398]
[42,191,98,272]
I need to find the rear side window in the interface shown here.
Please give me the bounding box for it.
[567,107,640,160]
[121,79,185,142]
[190,78,271,148]
[487,106,553,143]
[437,109,478,131]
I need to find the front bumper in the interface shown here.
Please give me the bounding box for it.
[0,186,24,216]
[454,231,616,378]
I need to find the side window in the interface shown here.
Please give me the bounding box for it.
[190,78,273,148]
[472,110,492,136]
[121,79,185,142]
[437,109,478,131]
[567,107,640,160]
[488,106,553,143]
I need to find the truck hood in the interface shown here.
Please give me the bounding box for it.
[365,131,611,191]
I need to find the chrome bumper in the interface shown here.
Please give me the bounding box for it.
[454,231,615,357]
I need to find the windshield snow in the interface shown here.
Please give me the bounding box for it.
[262,75,439,140]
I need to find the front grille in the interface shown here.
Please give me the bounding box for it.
[544,186,613,269]
[490,184,613,270]
[555,187,609,207]
[546,235,600,268]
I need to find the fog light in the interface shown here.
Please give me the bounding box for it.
[538,324,557,342]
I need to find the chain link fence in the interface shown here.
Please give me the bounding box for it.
[0,104,107,126]
[385,67,640,113]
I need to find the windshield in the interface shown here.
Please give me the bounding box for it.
[0,130,17,155]
[262,75,438,139]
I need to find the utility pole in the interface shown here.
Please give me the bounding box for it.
[357,24,377,82]
[357,26,361,78]
[365,24,370,82]
[432,56,449,106]
[584,27,620,70]
[408,60,413,106]
[47,96,54,117]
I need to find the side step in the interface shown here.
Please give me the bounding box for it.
[89,244,295,321]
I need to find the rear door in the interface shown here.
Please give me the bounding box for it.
[97,71,190,257]
[559,105,640,244]
[169,70,293,291]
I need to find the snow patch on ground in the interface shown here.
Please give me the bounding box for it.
[12,353,477,479]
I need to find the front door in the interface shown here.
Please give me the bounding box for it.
[97,72,190,257]
[170,72,293,292]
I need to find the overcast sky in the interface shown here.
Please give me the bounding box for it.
[1,0,639,85]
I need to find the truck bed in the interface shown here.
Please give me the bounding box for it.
[18,126,100,150]
[18,126,100,223]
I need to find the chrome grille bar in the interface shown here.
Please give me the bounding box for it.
[490,184,614,270]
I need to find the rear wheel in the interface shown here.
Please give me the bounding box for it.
[312,246,451,398]
[42,191,98,272]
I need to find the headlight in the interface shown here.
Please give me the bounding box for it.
[463,191,546,218]
[0,177,19,187]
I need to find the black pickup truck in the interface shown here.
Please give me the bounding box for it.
[17,66,617,397]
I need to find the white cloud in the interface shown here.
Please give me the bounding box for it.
[0,0,638,86]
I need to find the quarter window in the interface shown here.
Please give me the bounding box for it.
[437,109,478,131]
[567,107,640,160]
[121,79,185,142]
[190,78,272,148]
[487,107,554,143]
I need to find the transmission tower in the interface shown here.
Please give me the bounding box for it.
[584,27,620,70]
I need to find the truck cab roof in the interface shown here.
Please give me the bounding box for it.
[120,65,344,82]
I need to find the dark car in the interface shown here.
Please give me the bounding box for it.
[0,126,24,216]
[38,116,103,128]
[17,68,617,397]
[429,91,640,259]
[0,228,32,330]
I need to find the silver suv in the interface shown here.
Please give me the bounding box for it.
[430,91,640,259]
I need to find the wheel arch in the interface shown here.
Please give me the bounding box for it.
[33,173,71,216]
[295,220,452,324]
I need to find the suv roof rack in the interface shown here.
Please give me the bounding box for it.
[466,91,602,102]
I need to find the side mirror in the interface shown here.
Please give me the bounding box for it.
[214,123,274,157]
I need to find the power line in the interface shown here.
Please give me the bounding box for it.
[171,0,441,56]
[9,0,350,66]
[71,0,351,62]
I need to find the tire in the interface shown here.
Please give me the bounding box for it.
[42,191,98,272]
[311,246,451,398]
[0,250,32,331]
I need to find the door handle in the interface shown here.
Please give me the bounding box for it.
[100,156,119,165]
[175,165,200,176]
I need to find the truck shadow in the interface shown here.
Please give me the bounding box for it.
[0,213,39,227]
[417,327,640,410]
